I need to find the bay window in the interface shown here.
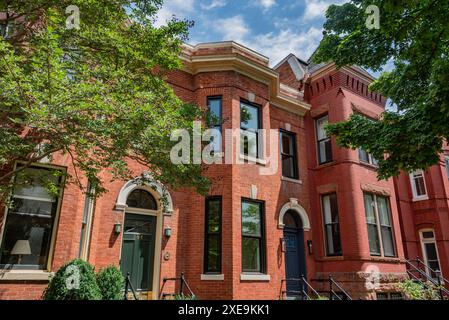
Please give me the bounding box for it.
[0,165,64,269]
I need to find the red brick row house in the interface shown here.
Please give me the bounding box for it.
[0,41,448,300]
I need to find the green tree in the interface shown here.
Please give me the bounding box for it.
[96,265,125,300]
[313,0,449,179]
[0,0,209,200]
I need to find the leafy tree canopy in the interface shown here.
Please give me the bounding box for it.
[313,0,449,179]
[0,0,209,199]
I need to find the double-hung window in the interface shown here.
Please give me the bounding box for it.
[240,101,261,159]
[364,193,396,257]
[207,97,222,153]
[359,148,379,166]
[79,182,95,260]
[241,199,265,273]
[280,131,298,179]
[316,115,333,164]
[0,165,63,269]
[410,170,428,201]
[204,197,222,274]
[321,193,342,256]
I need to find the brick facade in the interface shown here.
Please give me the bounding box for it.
[0,42,448,300]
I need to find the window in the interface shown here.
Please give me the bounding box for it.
[364,193,396,257]
[410,170,428,200]
[377,292,403,300]
[359,148,379,166]
[79,182,95,259]
[126,189,157,210]
[420,230,441,279]
[316,115,333,164]
[240,101,261,159]
[280,131,298,179]
[207,97,222,153]
[321,193,342,256]
[204,197,222,274]
[241,199,265,273]
[445,156,449,179]
[0,166,63,269]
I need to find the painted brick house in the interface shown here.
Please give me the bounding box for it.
[0,41,448,300]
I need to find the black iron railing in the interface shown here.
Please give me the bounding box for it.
[124,273,139,300]
[159,272,195,300]
[406,257,449,300]
[281,275,322,300]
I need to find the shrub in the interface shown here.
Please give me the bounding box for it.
[174,294,198,300]
[43,259,102,300]
[398,280,440,300]
[96,265,125,300]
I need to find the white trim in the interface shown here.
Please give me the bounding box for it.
[278,198,311,231]
[0,270,54,281]
[240,273,271,281]
[238,154,267,165]
[409,170,428,201]
[115,177,173,215]
[201,274,224,281]
[281,176,303,185]
[419,229,442,278]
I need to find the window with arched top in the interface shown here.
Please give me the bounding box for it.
[126,189,157,210]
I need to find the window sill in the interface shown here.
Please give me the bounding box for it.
[0,270,53,281]
[201,274,224,281]
[281,176,303,185]
[359,161,379,170]
[240,273,270,281]
[412,196,429,202]
[239,154,267,166]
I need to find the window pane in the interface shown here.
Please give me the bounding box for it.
[424,243,439,262]
[240,130,258,158]
[414,176,426,196]
[240,102,259,131]
[359,148,369,162]
[316,116,328,140]
[445,157,449,178]
[14,167,59,200]
[208,98,221,127]
[377,196,391,226]
[322,193,341,256]
[381,227,395,257]
[281,133,293,155]
[422,231,435,239]
[364,194,376,224]
[368,224,381,255]
[242,237,261,272]
[126,189,157,210]
[207,199,221,234]
[282,155,295,178]
[206,234,220,272]
[242,201,261,237]
[322,195,332,224]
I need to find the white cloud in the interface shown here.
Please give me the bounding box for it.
[258,0,276,9]
[303,0,347,21]
[200,0,227,10]
[155,0,196,27]
[212,15,250,43]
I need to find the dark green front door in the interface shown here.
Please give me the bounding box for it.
[120,213,157,291]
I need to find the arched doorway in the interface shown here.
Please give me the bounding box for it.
[283,209,307,298]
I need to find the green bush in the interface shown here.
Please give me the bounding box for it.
[398,280,440,300]
[96,265,125,300]
[43,259,102,300]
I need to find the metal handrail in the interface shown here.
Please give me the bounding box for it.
[124,273,139,300]
[413,257,449,286]
[406,259,449,299]
[159,272,195,299]
[328,275,352,300]
[281,275,322,300]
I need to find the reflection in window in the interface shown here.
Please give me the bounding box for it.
[240,101,261,159]
[241,200,265,273]
[322,193,342,256]
[204,197,222,274]
[126,189,157,210]
[316,115,333,164]
[410,170,428,200]
[281,131,298,179]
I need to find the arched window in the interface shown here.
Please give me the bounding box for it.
[283,210,302,229]
[126,189,157,210]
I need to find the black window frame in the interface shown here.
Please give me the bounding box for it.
[315,114,333,165]
[240,100,262,159]
[204,196,222,274]
[241,198,266,274]
[207,96,223,153]
[321,193,343,257]
[280,130,299,180]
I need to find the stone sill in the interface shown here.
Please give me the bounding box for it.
[0,270,53,281]
[240,273,271,281]
[238,154,267,166]
[201,274,224,281]
[281,177,303,185]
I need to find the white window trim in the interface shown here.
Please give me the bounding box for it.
[419,229,442,278]
[409,170,429,201]
[0,162,66,271]
[201,274,224,281]
[240,273,271,281]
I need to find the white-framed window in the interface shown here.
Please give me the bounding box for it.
[359,148,379,166]
[410,170,428,201]
[419,229,441,279]
[445,156,449,179]
[0,165,65,270]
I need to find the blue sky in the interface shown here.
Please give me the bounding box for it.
[155,0,347,66]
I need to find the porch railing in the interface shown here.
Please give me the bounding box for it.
[124,273,139,300]
[280,275,322,300]
[159,272,195,300]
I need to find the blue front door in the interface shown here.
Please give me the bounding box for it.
[284,226,307,297]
